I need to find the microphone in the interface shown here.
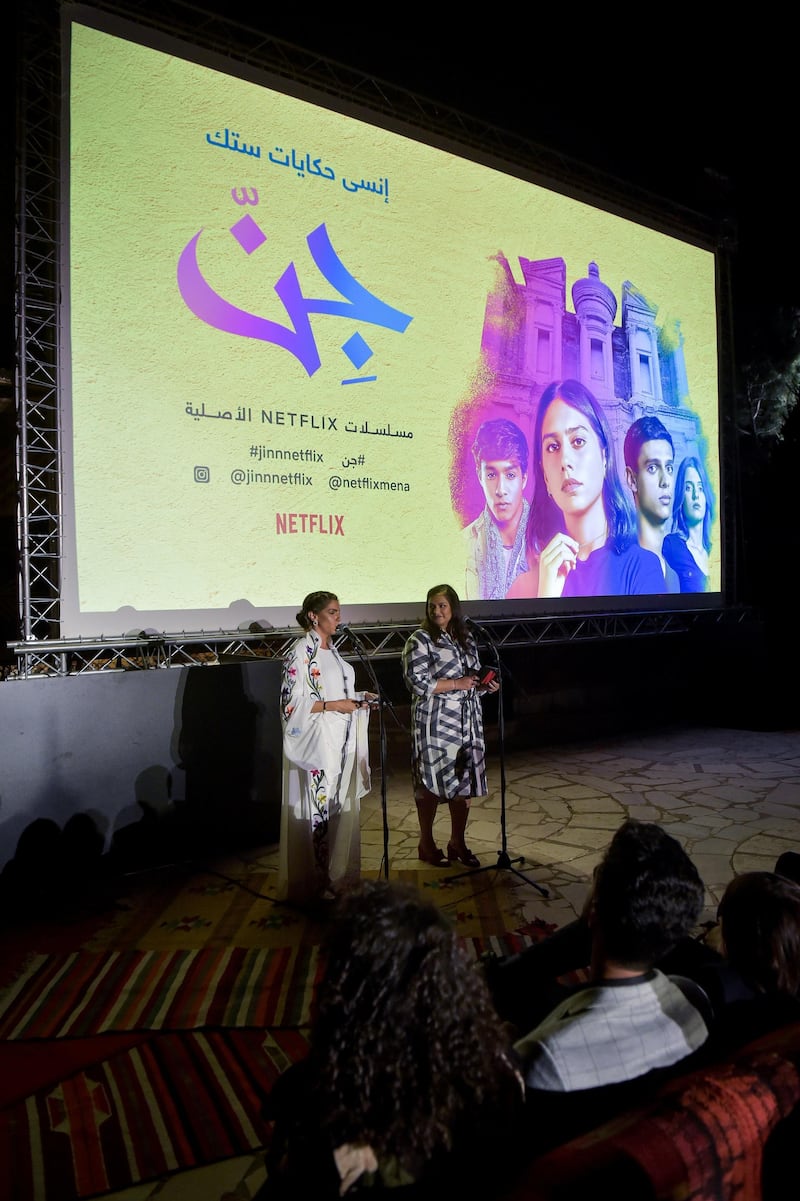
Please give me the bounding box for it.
[465,617,499,671]
[465,616,491,638]
[338,624,387,714]
[338,623,366,650]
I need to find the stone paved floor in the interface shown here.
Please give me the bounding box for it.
[355,722,800,931]
[91,721,800,1201]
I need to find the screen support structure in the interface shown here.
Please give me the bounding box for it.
[13,3,735,677]
[16,2,64,644]
[448,620,549,896]
[12,2,738,691]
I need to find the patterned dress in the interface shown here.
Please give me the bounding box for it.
[279,631,371,904]
[402,627,488,800]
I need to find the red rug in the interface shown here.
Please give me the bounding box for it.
[0,1027,308,1201]
[0,945,323,1038]
[0,926,556,1199]
[0,1034,148,1108]
[0,928,555,1040]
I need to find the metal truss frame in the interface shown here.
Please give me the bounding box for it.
[13,0,741,680]
[6,606,749,678]
[16,2,63,644]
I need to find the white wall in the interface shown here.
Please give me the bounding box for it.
[0,660,283,872]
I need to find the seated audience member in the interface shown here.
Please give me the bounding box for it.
[489,859,800,1042]
[260,878,524,1198]
[688,870,800,1201]
[462,417,530,600]
[695,870,800,1052]
[513,819,709,1092]
[775,850,800,885]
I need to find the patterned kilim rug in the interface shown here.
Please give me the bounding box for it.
[0,862,556,1201]
[69,863,536,953]
[0,946,323,1037]
[0,928,553,1040]
[0,1027,309,1201]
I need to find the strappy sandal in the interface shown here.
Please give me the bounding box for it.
[418,843,450,867]
[447,842,480,868]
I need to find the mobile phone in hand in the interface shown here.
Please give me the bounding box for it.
[479,668,496,686]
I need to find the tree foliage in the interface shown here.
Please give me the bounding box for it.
[737,306,800,443]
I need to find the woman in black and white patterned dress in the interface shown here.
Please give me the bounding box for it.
[402,584,499,868]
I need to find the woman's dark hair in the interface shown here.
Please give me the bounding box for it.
[527,379,636,557]
[591,819,705,967]
[421,583,469,648]
[296,591,337,630]
[718,871,800,997]
[308,878,519,1172]
[671,454,714,551]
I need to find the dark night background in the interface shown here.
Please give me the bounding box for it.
[5,9,798,700]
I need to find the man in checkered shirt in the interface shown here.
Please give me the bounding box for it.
[514,819,709,1091]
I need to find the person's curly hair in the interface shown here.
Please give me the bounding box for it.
[307,878,520,1174]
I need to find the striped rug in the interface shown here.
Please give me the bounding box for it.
[0,927,551,1041]
[0,924,556,1200]
[0,1027,308,1201]
[0,945,322,1039]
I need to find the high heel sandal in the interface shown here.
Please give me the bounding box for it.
[447,842,480,868]
[418,843,450,867]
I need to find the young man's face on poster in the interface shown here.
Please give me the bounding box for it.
[478,458,527,532]
[632,438,674,528]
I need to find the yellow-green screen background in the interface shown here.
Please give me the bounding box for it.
[64,18,720,635]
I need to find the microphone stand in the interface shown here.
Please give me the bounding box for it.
[448,619,548,896]
[338,626,402,881]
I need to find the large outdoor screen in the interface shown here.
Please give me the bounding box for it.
[60,8,723,637]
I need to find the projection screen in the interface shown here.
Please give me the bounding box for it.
[60,8,723,638]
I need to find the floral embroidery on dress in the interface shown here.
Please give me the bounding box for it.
[309,768,327,820]
[279,627,364,904]
[281,643,326,717]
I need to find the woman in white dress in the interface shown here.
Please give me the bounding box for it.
[278,591,374,907]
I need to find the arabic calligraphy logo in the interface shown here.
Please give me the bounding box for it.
[231,187,259,206]
[177,217,413,381]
